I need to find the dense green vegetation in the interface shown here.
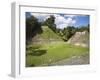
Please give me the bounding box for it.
[34,26,62,40]
[26,15,89,67]
[26,16,42,43]
[26,42,89,67]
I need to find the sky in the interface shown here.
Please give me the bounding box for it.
[26,12,90,29]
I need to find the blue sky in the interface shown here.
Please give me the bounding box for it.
[73,15,89,27]
[26,12,89,29]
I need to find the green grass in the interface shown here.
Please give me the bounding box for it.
[26,42,89,67]
[34,26,62,40]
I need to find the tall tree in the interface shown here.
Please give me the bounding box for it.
[26,16,42,41]
[43,15,56,32]
[62,26,76,41]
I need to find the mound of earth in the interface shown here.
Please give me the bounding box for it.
[32,26,63,44]
[67,31,89,47]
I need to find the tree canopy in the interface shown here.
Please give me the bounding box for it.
[26,16,42,41]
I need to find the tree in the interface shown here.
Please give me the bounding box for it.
[77,24,89,32]
[62,26,76,41]
[43,15,56,32]
[26,16,42,41]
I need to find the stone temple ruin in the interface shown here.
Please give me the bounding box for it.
[31,26,63,44]
[67,31,89,47]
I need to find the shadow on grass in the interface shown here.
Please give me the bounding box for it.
[26,45,41,50]
[27,49,47,56]
[26,64,35,67]
[32,49,47,56]
[26,44,47,56]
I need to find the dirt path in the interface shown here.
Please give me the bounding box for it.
[50,54,89,66]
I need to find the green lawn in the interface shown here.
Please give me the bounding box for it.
[26,42,89,67]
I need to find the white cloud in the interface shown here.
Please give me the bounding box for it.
[54,14,76,29]
[30,13,76,29]
[66,18,72,23]
[57,24,68,29]
[64,15,77,18]
[72,20,76,24]
[54,14,66,25]
[30,13,50,22]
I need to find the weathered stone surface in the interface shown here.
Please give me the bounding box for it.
[67,31,89,47]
